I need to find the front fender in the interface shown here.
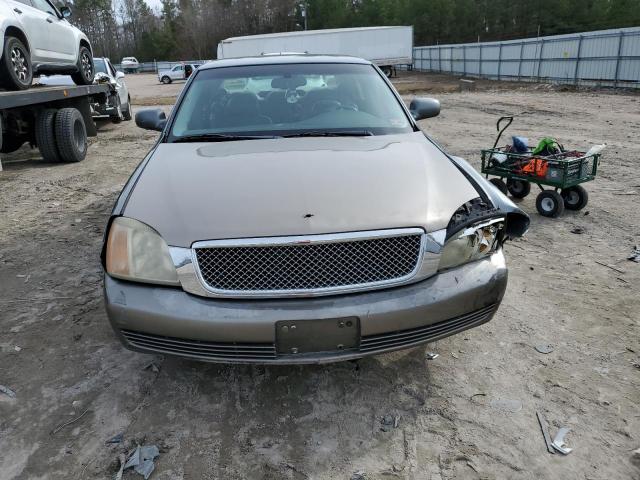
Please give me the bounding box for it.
[449,155,530,239]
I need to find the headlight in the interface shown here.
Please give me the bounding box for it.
[438,218,504,271]
[105,217,179,286]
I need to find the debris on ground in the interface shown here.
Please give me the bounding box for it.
[106,433,124,445]
[350,470,367,480]
[0,384,16,398]
[628,246,640,263]
[631,448,640,468]
[551,427,573,455]
[144,361,160,373]
[425,352,439,360]
[121,445,160,479]
[50,408,89,435]
[380,415,400,432]
[570,226,585,234]
[536,411,556,454]
[535,344,554,354]
[489,398,522,413]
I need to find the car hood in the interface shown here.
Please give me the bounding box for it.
[123,132,479,247]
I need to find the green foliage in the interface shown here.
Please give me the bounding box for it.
[65,0,639,61]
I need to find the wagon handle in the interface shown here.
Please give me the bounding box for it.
[492,116,514,150]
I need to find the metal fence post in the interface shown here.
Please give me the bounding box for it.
[462,44,466,76]
[536,37,545,81]
[614,30,624,87]
[497,42,502,80]
[517,41,524,81]
[438,46,442,72]
[573,35,583,85]
[479,43,483,77]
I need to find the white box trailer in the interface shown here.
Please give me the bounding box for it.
[217,26,413,76]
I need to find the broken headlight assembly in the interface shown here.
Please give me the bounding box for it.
[105,217,179,286]
[438,217,505,271]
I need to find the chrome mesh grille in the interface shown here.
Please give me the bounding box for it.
[194,232,423,295]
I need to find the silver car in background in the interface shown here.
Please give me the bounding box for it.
[102,55,529,364]
[158,63,200,84]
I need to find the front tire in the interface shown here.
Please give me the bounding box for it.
[71,46,94,86]
[536,190,565,218]
[161,76,171,84]
[54,108,87,163]
[0,36,33,91]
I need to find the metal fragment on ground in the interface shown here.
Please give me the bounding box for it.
[535,344,554,354]
[425,352,439,360]
[551,427,573,455]
[0,385,16,398]
[123,445,160,479]
[628,246,640,262]
[536,411,556,454]
[106,432,124,444]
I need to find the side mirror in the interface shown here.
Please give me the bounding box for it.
[59,6,72,18]
[135,109,167,132]
[410,97,440,121]
[116,71,125,80]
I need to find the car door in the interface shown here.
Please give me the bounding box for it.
[170,65,183,80]
[6,0,50,64]
[29,0,76,63]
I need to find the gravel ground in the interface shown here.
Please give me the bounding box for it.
[1,73,639,480]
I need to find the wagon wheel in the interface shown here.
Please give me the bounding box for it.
[536,190,564,218]
[561,185,589,210]
[489,178,508,195]
[507,179,531,198]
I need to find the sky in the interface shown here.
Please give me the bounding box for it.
[144,0,162,12]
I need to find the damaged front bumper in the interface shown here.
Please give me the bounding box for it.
[104,250,508,364]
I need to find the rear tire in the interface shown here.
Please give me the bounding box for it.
[536,190,564,218]
[381,66,393,78]
[54,108,87,163]
[489,178,509,195]
[561,185,589,210]
[0,36,33,91]
[36,109,62,162]
[71,46,94,86]
[161,76,171,84]
[507,179,531,198]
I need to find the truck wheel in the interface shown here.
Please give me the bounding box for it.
[536,190,564,218]
[381,66,393,78]
[36,109,62,162]
[122,96,133,121]
[0,37,33,91]
[561,185,588,210]
[54,108,87,163]
[161,76,171,84]
[489,178,509,195]
[507,179,531,198]
[71,46,95,85]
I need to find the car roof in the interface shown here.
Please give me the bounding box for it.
[200,54,372,70]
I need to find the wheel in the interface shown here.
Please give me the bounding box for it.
[561,185,589,210]
[489,178,509,195]
[70,46,94,85]
[161,76,171,84]
[0,36,33,90]
[54,108,87,163]
[536,190,565,218]
[507,179,531,198]
[110,95,123,124]
[381,66,393,78]
[35,109,62,162]
[122,96,133,121]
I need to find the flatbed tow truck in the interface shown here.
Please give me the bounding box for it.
[0,83,118,163]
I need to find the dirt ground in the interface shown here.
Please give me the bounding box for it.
[1,72,639,480]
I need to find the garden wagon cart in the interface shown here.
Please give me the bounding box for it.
[480,117,601,217]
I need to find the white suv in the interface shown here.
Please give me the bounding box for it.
[0,0,94,90]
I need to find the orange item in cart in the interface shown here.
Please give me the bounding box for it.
[520,157,549,177]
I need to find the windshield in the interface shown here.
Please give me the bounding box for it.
[168,63,413,140]
[94,59,107,75]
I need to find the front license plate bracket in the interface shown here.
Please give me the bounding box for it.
[276,317,360,355]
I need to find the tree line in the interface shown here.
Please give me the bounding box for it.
[65,0,640,63]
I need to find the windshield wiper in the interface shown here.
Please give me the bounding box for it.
[172,133,279,143]
[282,130,374,138]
